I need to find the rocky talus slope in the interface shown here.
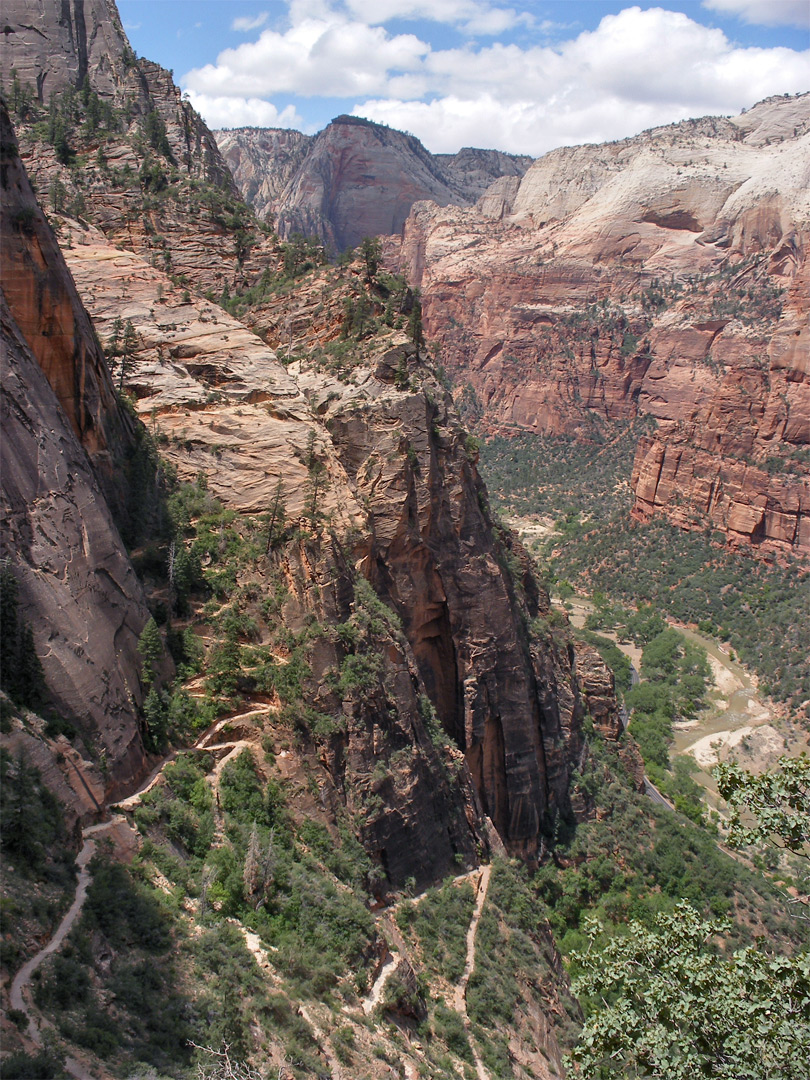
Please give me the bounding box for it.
[217,115,532,253]
[394,94,810,558]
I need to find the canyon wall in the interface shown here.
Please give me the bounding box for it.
[2,0,620,871]
[394,95,810,558]
[1,104,150,797]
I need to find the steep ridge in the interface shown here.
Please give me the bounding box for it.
[217,115,532,253]
[394,94,810,558]
[1,104,151,800]
[60,217,622,865]
[1,0,621,866]
[3,0,269,298]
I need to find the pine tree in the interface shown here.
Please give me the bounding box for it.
[142,686,167,750]
[303,430,328,528]
[137,617,162,688]
[360,236,381,283]
[265,478,287,554]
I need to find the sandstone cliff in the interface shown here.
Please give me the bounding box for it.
[394,94,810,558]
[213,127,313,223]
[216,115,533,252]
[4,0,259,299]
[59,212,619,865]
[1,104,151,800]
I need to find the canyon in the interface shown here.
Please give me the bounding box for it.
[223,97,810,560]
[0,1,806,1077]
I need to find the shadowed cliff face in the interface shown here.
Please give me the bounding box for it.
[0,105,129,482]
[395,94,810,559]
[1,105,151,797]
[296,346,620,859]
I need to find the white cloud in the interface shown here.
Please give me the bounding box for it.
[344,0,533,35]
[185,92,305,131]
[183,4,810,154]
[232,12,270,32]
[702,0,810,29]
[185,15,429,98]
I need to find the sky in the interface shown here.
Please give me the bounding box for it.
[117,0,810,155]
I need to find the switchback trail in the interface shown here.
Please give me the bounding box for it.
[8,702,270,1074]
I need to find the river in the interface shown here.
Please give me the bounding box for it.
[561,598,808,807]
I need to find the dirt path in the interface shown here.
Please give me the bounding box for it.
[9,819,123,1080]
[362,950,401,1015]
[9,702,268,1073]
[200,740,254,841]
[298,1004,344,1080]
[452,864,492,1080]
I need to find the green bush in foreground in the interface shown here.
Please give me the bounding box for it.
[569,902,810,1079]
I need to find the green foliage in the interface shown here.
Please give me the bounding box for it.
[137,617,163,688]
[360,235,382,282]
[0,1049,67,1079]
[0,750,69,876]
[219,750,283,830]
[0,564,46,711]
[398,880,475,982]
[340,291,376,339]
[622,628,711,771]
[303,429,329,527]
[142,109,173,159]
[569,902,810,1079]
[81,858,172,953]
[408,289,424,347]
[432,1002,473,1063]
[715,755,810,859]
[480,426,809,711]
[536,735,795,950]
[279,233,326,279]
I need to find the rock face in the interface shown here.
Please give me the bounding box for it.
[216,115,532,252]
[5,0,254,299]
[62,207,607,864]
[394,94,810,558]
[1,105,150,797]
[0,0,130,102]
[1,0,232,189]
[214,127,313,223]
[4,1,617,872]
[306,346,590,858]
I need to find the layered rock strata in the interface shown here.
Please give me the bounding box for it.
[61,209,618,863]
[394,94,810,558]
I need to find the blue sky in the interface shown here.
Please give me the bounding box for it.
[117,0,810,153]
